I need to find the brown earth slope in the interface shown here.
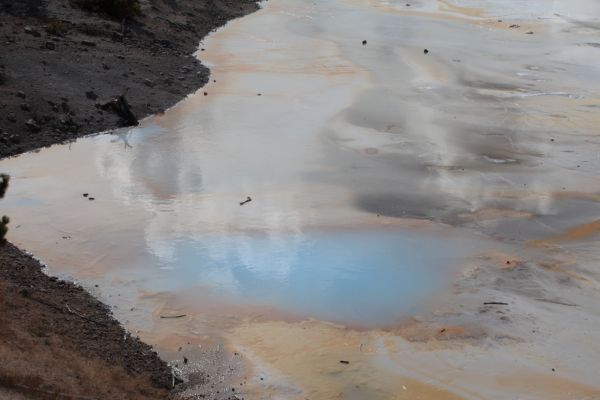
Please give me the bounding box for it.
[0,242,173,399]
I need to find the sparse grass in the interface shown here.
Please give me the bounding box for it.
[0,281,169,400]
[77,22,107,37]
[70,0,141,19]
[45,19,69,36]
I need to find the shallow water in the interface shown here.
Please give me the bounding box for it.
[3,0,600,398]
[140,227,484,326]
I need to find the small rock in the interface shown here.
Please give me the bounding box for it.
[85,91,98,100]
[25,119,41,132]
[88,197,95,201]
[102,63,110,70]
[339,360,350,364]
[184,357,188,364]
[424,49,429,54]
[83,193,89,197]
[362,40,367,45]
[7,113,16,122]
[525,31,534,34]
[24,26,41,37]
[20,103,31,112]
[509,24,520,28]
[144,78,155,87]
[45,41,56,50]
[16,91,26,99]
[81,40,96,47]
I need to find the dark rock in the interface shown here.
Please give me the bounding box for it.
[81,40,96,47]
[100,94,138,127]
[45,41,56,50]
[144,78,155,87]
[362,40,367,45]
[424,49,429,54]
[20,103,31,112]
[25,118,41,132]
[24,26,41,37]
[16,91,26,99]
[85,91,98,100]
[6,113,16,122]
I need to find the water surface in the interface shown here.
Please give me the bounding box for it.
[2,0,600,397]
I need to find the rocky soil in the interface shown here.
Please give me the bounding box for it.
[0,0,259,158]
[0,242,174,399]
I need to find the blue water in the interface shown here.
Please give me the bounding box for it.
[147,228,479,326]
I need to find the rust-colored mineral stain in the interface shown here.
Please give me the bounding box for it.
[495,373,600,399]
[529,219,600,246]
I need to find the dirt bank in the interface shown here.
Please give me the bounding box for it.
[0,242,174,399]
[0,0,259,398]
[0,0,259,158]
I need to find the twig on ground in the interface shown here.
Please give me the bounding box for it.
[159,314,187,319]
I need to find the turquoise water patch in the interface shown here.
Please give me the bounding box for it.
[148,228,481,326]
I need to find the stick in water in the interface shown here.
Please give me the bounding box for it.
[160,314,187,319]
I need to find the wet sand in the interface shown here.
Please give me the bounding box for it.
[2,0,600,398]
